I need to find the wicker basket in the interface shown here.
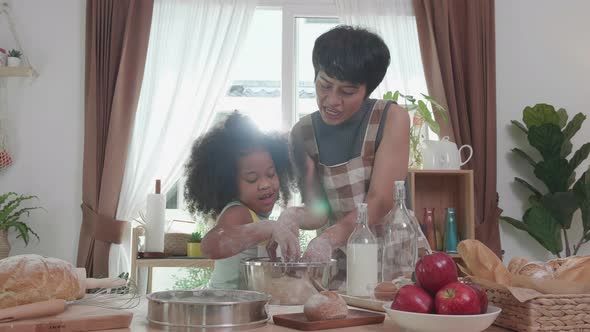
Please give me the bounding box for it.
[164,233,191,256]
[483,282,590,331]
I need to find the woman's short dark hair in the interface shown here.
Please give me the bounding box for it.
[184,111,293,218]
[312,25,390,97]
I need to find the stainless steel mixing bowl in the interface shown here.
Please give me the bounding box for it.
[239,257,338,305]
[146,289,270,331]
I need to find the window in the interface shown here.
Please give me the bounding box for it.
[166,3,340,223]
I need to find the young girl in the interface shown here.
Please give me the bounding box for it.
[184,112,302,289]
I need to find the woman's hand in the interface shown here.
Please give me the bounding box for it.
[301,237,332,263]
[270,222,301,262]
[277,206,305,237]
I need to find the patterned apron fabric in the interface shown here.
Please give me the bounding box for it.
[299,100,388,289]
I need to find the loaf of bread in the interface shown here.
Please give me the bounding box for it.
[507,256,529,274]
[515,262,553,279]
[553,256,590,284]
[303,291,348,321]
[0,254,84,309]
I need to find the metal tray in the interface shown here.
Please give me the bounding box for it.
[147,289,271,331]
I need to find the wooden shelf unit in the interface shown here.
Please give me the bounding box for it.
[407,169,475,251]
[0,66,34,77]
[131,227,214,293]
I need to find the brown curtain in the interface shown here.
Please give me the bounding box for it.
[78,0,154,277]
[413,0,502,256]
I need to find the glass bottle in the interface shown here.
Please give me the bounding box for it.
[346,203,378,297]
[445,208,459,254]
[381,181,418,282]
[422,208,437,250]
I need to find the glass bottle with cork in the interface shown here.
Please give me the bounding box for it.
[346,202,378,296]
[381,181,421,282]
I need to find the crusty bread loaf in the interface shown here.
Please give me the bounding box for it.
[303,291,348,321]
[0,254,83,308]
[553,256,590,284]
[516,262,553,279]
[507,256,529,274]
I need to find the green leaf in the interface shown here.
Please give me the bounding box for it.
[573,168,590,233]
[563,113,586,141]
[383,91,394,101]
[557,108,568,128]
[0,192,17,207]
[527,123,564,160]
[534,158,571,193]
[523,104,561,129]
[511,120,528,134]
[540,192,579,229]
[500,216,529,232]
[561,140,573,158]
[522,204,563,254]
[512,148,537,167]
[569,142,590,171]
[422,94,449,122]
[514,177,542,198]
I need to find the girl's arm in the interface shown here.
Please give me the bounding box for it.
[201,205,300,260]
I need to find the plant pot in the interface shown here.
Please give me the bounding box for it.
[187,242,202,257]
[0,230,10,260]
[7,57,21,67]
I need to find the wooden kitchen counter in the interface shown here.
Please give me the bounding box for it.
[103,298,509,332]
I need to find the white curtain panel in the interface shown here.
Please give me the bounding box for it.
[110,0,257,278]
[335,0,428,99]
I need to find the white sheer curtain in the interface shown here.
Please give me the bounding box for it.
[109,0,257,277]
[335,0,427,99]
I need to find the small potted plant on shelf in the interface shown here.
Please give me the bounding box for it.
[7,49,22,67]
[187,231,203,257]
[0,192,43,259]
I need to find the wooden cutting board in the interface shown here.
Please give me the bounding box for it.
[273,309,385,331]
[0,304,133,332]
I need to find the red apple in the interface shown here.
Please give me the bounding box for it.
[462,281,488,314]
[415,252,459,294]
[435,282,481,315]
[391,284,434,314]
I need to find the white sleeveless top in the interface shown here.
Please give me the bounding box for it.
[207,202,269,289]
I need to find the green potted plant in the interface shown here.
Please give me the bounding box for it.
[383,91,449,169]
[0,192,42,259]
[187,231,203,257]
[500,104,590,257]
[7,49,22,67]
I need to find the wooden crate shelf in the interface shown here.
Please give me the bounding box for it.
[0,66,34,77]
[407,169,475,251]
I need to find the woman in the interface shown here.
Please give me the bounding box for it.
[289,25,410,278]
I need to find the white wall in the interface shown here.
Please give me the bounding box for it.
[496,0,590,264]
[0,0,85,263]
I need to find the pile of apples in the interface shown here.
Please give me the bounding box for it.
[391,252,488,315]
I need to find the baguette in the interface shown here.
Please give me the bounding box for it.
[457,239,512,286]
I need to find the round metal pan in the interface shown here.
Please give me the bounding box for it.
[147,289,271,331]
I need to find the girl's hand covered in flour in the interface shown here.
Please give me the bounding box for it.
[270,221,300,262]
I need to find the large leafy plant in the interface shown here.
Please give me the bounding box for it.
[500,104,590,257]
[383,91,448,168]
[0,192,42,245]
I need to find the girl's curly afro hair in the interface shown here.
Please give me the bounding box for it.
[184,111,293,218]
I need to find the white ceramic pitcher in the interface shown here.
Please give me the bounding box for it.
[423,136,473,170]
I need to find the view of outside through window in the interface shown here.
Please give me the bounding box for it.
[154,9,339,292]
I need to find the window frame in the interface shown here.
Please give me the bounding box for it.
[166,1,338,216]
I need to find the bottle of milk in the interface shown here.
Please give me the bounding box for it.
[346,203,378,297]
